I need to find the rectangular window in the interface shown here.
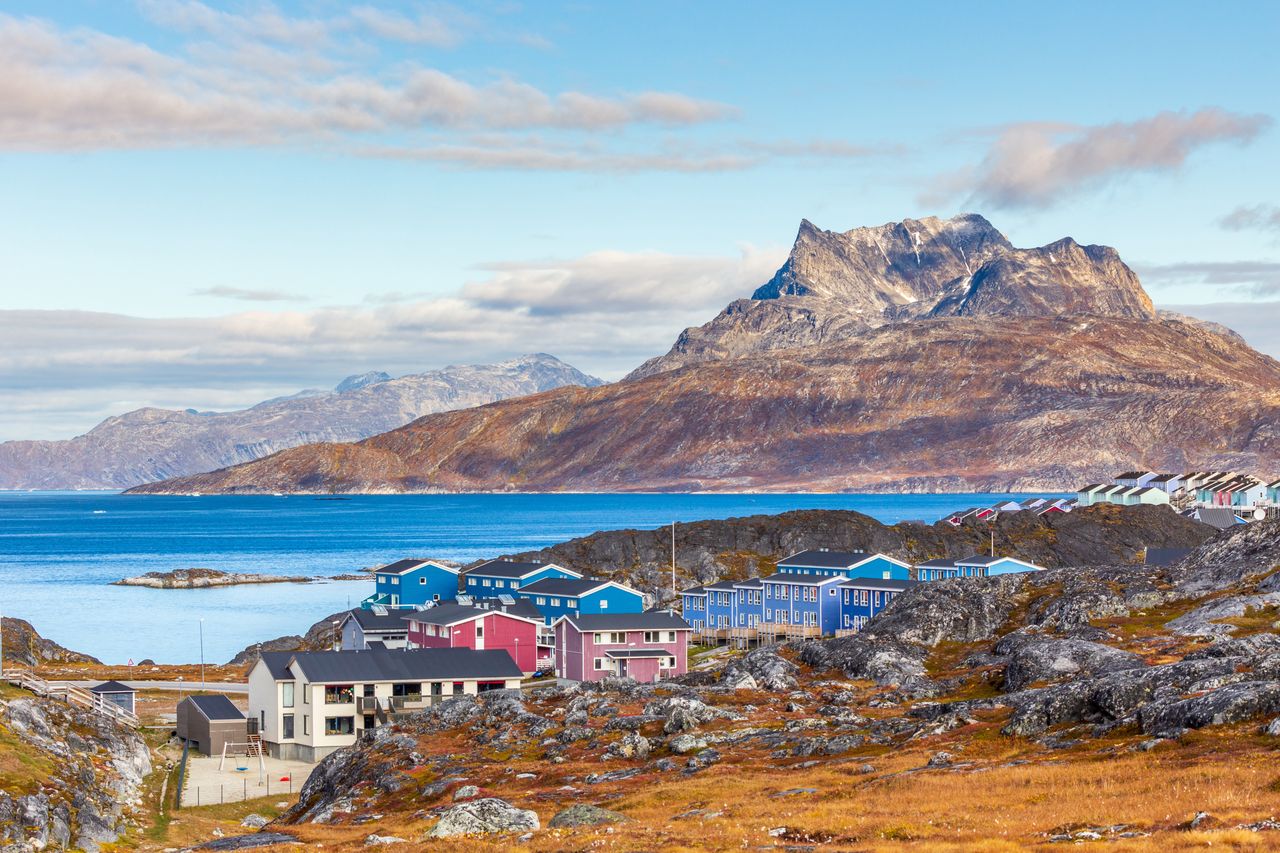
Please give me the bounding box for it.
[419,577,426,585]
[324,716,354,736]
[599,599,608,609]
[282,714,294,739]
[476,624,484,639]
[594,657,606,670]
[536,596,546,605]
[390,577,399,585]
[567,600,577,608]
[303,715,310,735]
[483,579,492,587]
[468,578,476,586]
[324,685,354,704]
[550,598,561,607]
[282,682,294,708]
[495,580,504,588]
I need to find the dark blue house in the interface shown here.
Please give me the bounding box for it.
[761,573,843,635]
[463,559,581,597]
[680,585,708,632]
[700,580,740,631]
[363,559,460,609]
[776,549,912,581]
[516,577,645,624]
[838,578,915,631]
[915,557,960,582]
[731,578,764,629]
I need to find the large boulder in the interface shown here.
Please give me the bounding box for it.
[996,633,1145,691]
[426,798,540,838]
[1139,681,1280,737]
[548,804,628,828]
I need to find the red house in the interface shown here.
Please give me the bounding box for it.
[404,603,542,675]
[553,612,691,683]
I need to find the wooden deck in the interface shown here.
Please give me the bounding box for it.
[2,667,140,727]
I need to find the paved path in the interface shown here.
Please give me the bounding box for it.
[64,680,248,694]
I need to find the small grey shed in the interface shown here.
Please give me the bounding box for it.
[176,694,247,756]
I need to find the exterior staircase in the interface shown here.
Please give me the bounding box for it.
[1,667,139,727]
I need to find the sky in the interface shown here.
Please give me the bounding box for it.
[1,0,1278,440]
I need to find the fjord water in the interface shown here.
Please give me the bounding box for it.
[1,491,1042,664]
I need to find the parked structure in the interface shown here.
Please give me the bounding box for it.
[552,612,691,683]
[248,648,522,761]
[402,602,542,674]
[463,559,580,596]
[339,607,411,650]
[775,549,911,580]
[87,681,137,717]
[838,578,914,631]
[177,694,248,756]
[362,559,460,610]
[515,577,646,624]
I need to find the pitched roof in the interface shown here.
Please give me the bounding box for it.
[89,680,135,694]
[917,557,958,568]
[520,577,638,598]
[404,602,539,627]
[465,559,579,580]
[838,578,917,591]
[604,649,672,658]
[346,608,414,632]
[375,558,456,576]
[259,651,296,681]
[1149,474,1180,482]
[680,585,707,596]
[559,612,691,632]
[777,549,907,570]
[955,554,1043,569]
[731,578,764,588]
[186,694,245,721]
[1144,547,1192,567]
[476,597,545,622]
[288,648,522,683]
[702,580,741,592]
[1195,507,1243,530]
[1116,470,1152,479]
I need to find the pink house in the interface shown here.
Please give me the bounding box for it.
[553,612,691,683]
[404,602,541,675]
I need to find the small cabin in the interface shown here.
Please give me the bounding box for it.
[88,681,137,717]
[177,694,248,756]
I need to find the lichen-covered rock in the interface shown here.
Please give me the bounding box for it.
[426,798,540,838]
[996,633,1145,691]
[1139,681,1280,737]
[548,804,628,828]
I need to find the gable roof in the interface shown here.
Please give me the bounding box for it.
[1115,470,1153,479]
[777,549,908,570]
[288,648,522,683]
[1149,473,1180,482]
[403,602,540,628]
[474,597,545,622]
[731,578,764,588]
[375,558,457,576]
[258,651,297,681]
[680,585,707,596]
[762,572,846,586]
[186,694,245,721]
[917,557,958,568]
[89,680,135,694]
[465,559,580,580]
[838,578,917,591]
[345,608,414,632]
[557,612,691,632]
[520,577,640,598]
[954,554,1044,569]
[1144,547,1193,567]
[1195,507,1243,530]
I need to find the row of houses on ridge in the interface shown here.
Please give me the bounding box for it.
[1078,471,1280,519]
[943,497,1076,525]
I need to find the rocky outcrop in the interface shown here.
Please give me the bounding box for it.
[0,696,150,851]
[0,617,100,667]
[227,610,348,666]
[112,568,314,588]
[0,354,602,490]
[426,798,540,838]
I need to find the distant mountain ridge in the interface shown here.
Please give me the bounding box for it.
[0,354,602,489]
[127,213,1280,495]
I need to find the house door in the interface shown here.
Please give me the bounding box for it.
[617,659,627,678]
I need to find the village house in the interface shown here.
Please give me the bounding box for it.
[953,554,1045,577]
[515,577,646,624]
[759,573,845,637]
[249,648,522,762]
[1115,471,1159,489]
[402,601,543,674]
[552,612,691,683]
[176,694,248,757]
[1270,480,1280,505]
[679,585,708,631]
[463,559,581,595]
[339,607,410,650]
[915,557,960,581]
[838,578,914,631]
[362,559,460,609]
[775,549,912,580]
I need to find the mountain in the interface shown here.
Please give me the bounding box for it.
[126,214,1280,494]
[0,354,602,490]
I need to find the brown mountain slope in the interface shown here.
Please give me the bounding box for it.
[128,314,1280,494]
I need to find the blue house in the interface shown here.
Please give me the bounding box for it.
[516,577,645,624]
[915,558,960,581]
[760,573,843,635]
[464,559,581,597]
[680,585,708,631]
[363,559,460,609]
[698,580,740,631]
[731,578,765,629]
[953,554,1045,577]
[838,578,915,631]
[775,549,912,581]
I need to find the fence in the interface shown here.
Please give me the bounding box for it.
[2,668,139,727]
[184,774,295,807]
[174,740,190,809]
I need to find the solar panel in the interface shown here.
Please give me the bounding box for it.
[498,594,515,605]
[457,594,472,605]
[371,606,387,616]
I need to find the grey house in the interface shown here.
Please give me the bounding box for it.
[177,694,248,756]
[88,681,137,717]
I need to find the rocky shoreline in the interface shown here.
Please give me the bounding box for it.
[112,567,325,588]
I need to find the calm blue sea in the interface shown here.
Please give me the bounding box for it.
[0,491,1053,664]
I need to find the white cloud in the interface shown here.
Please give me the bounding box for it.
[0,245,785,439]
[1139,260,1280,297]
[1220,204,1280,238]
[929,109,1272,209]
[192,285,309,302]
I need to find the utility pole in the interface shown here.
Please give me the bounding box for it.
[0,604,5,680]
[199,618,206,692]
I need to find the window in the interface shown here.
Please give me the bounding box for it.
[483,579,492,587]
[476,624,484,639]
[433,593,441,602]
[453,682,465,695]
[419,577,426,585]
[302,686,309,705]
[599,600,608,610]
[536,596,546,605]
[303,715,309,735]
[495,580,504,588]
[282,682,294,708]
[324,685,354,704]
[324,716,354,736]
[660,656,675,669]
[593,657,607,671]
[282,714,295,739]
[550,598,561,607]
[392,683,421,699]
[477,681,505,692]
[468,578,476,586]
[390,577,399,585]
[843,590,850,604]
[593,631,624,644]
[567,600,577,608]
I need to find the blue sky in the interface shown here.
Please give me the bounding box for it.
[1,1,1278,439]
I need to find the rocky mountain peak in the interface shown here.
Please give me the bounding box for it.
[335,371,393,394]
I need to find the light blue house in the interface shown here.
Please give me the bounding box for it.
[699,580,739,630]
[362,559,460,609]
[953,554,1045,577]
[761,573,844,635]
[464,559,581,597]
[680,585,708,632]
[915,557,960,582]
[775,549,912,581]
[1269,480,1280,505]
[731,578,764,629]
[516,577,645,625]
[838,578,915,631]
